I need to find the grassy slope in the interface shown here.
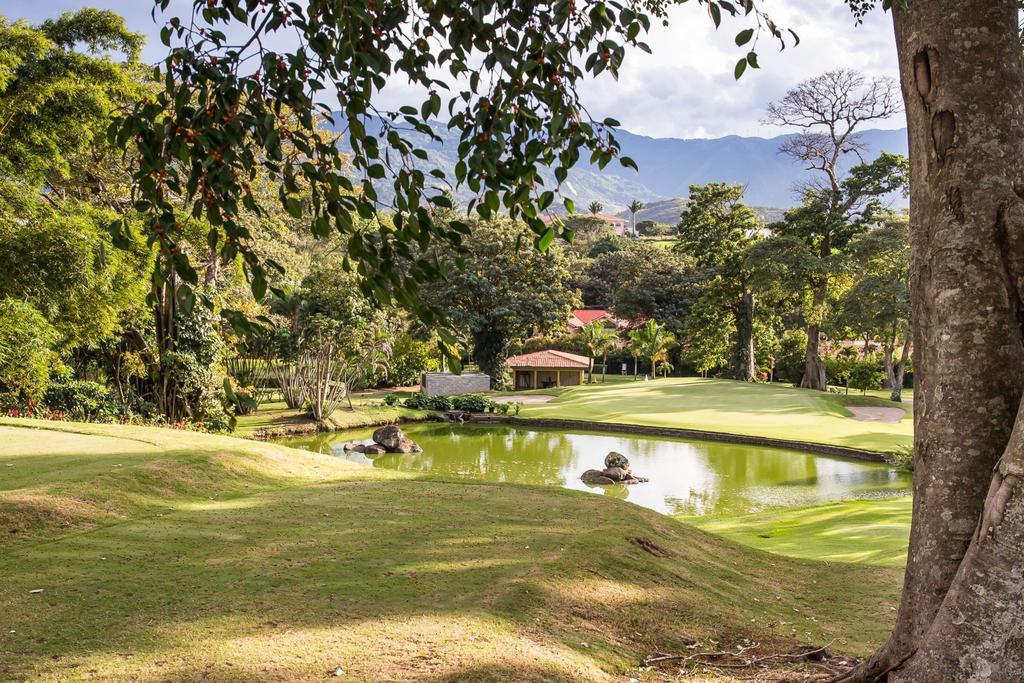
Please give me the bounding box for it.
[1,419,901,681]
[686,497,912,567]
[516,377,912,453]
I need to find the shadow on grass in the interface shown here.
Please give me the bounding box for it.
[1,476,902,681]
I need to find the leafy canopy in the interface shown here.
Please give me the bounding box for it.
[113,0,797,328]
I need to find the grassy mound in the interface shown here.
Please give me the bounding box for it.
[1,419,901,681]
[516,377,912,452]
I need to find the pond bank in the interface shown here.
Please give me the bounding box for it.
[462,414,890,462]
[238,402,435,439]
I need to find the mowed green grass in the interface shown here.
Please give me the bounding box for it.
[1,418,902,681]
[518,377,912,452]
[686,497,912,567]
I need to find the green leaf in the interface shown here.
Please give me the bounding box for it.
[536,227,555,252]
[734,58,747,80]
[735,28,754,46]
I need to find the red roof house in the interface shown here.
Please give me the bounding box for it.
[506,350,591,390]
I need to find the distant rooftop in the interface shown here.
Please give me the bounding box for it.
[507,350,591,369]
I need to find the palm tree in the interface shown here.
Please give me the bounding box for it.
[578,322,618,383]
[627,199,645,237]
[587,200,604,215]
[629,319,676,378]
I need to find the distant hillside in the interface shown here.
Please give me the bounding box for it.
[329,117,908,212]
[616,197,786,226]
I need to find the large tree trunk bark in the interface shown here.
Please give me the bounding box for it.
[730,289,757,382]
[838,1,1024,680]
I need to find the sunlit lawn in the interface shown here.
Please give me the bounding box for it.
[1,418,903,681]
[516,377,912,453]
[686,497,912,567]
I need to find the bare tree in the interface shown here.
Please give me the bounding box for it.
[765,69,901,391]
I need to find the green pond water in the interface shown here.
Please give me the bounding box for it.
[275,423,911,517]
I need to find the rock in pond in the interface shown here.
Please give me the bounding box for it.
[394,436,423,454]
[581,469,616,485]
[372,425,404,451]
[580,452,648,486]
[604,451,630,471]
[343,442,365,453]
[371,425,423,454]
[363,444,387,455]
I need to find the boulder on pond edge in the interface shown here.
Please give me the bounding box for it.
[372,425,404,451]
[581,469,616,485]
[370,424,423,454]
[364,444,387,455]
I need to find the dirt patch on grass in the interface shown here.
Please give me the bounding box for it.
[847,407,905,423]
[492,395,556,404]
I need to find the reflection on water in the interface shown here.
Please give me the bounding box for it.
[276,423,911,516]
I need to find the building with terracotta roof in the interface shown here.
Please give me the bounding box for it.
[540,212,630,236]
[506,350,590,390]
[568,309,630,332]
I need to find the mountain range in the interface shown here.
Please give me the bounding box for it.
[331,117,908,216]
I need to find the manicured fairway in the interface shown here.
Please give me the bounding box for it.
[687,497,913,567]
[518,377,913,452]
[1,418,902,681]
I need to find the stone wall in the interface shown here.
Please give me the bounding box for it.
[421,372,492,396]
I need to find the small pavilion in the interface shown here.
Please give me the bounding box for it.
[506,350,590,390]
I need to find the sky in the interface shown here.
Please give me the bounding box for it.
[7,1,904,139]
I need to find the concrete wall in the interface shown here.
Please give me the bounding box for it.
[421,372,491,396]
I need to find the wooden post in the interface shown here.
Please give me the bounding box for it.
[556,370,562,387]
[532,369,537,390]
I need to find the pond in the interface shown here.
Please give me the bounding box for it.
[275,423,911,517]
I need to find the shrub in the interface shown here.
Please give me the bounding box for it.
[383,393,402,406]
[0,299,57,400]
[403,393,453,411]
[387,334,441,387]
[451,394,492,412]
[44,380,121,422]
[0,394,66,421]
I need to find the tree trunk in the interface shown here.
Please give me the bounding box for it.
[799,321,827,390]
[838,2,1024,680]
[882,342,895,390]
[730,289,757,382]
[891,339,911,403]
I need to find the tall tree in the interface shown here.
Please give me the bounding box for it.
[676,183,761,381]
[578,321,618,383]
[836,1,1024,680]
[627,199,645,237]
[629,319,676,378]
[587,200,604,215]
[838,215,911,402]
[765,70,902,390]
[420,218,579,386]
[756,152,908,388]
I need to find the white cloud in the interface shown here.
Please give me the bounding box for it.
[7,0,904,139]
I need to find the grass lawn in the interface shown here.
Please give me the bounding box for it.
[686,497,912,567]
[516,377,912,453]
[1,418,902,681]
